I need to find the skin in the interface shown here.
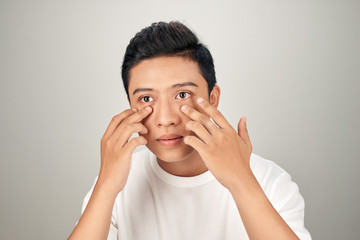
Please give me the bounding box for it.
[127,56,220,177]
[68,56,300,240]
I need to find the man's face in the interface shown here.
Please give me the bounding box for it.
[128,56,219,162]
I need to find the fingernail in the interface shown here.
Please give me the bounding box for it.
[132,108,138,112]
[181,105,188,111]
[145,106,152,111]
[197,98,204,104]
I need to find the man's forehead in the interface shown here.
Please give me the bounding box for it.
[129,56,202,79]
[128,56,207,94]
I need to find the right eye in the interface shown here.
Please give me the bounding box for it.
[140,96,154,103]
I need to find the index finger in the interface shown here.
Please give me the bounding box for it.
[125,106,153,124]
[102,108,137,140]
[196,98,232,129]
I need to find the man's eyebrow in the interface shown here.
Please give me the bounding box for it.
[171,82,198,88]
[132,82,198,95]
[133,88,153,95]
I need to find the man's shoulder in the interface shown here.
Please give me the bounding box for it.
[250,152,283,170]
[249,153,290,185]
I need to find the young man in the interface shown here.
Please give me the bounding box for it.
[68,21,311,240]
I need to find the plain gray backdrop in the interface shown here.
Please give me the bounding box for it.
[1,0,359,239]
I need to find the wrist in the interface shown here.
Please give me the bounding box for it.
[95,175,123,198]
[227,170,260,195]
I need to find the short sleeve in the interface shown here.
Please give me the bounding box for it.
[268,171,312,240]
[80,177,118,240]
[250,154,312,240]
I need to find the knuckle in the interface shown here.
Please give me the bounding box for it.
[131,123,139,131]
[185,121,193,129]
[102,137,110,145]
[137,109,144,116]
[111,109,134,123]
[140,108,149,116]
[135,123,144,131]
[213,111,221,119]
[189,121,200,129]
[194,121,202,129]
[205,121,214,129]
[199,115,208,123]
[101,138,107,147]
[129,138,138,145]
[111,115,118,122]
[204,106,212,115]
[141,126,148,134]
[122,116,130,124]
[124,123,132,131]
[133,109,147,121]
[112,111,127,121]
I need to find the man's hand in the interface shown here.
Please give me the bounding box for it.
[181,97,253,191]
[98,106,152,194]
[68,106,153,240]
[182,98,301,240]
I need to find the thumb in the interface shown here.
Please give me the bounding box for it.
[238,117,251,144]
[237,117,245,135]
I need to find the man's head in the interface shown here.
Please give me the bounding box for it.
[121,21,220,164]
[121,21,216,100]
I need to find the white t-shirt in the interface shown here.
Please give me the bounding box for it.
[81,149,311,240]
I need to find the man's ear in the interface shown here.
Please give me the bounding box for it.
[209,85,221,108]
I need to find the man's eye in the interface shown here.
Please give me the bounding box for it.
[140,96,154,103]
[176,92,191,99]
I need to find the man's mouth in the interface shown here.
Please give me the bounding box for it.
[157,134,184,146]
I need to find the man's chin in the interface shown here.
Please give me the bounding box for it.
[147,145,197,163]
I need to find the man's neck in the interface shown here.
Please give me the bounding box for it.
[156,151,208,177]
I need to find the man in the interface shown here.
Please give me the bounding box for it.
[68,21,311,240]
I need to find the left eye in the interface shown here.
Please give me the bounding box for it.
[176,92,191,99]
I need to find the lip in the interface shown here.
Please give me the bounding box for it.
[157,134,183,147]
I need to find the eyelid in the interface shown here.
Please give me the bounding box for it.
[175,91,192,99]
[139,95,155,103]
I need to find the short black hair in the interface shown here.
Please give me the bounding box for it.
[121,21,216,99]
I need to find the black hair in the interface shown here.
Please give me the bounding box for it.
[121,21,216,99]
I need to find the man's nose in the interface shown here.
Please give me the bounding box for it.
[153,100,180,127]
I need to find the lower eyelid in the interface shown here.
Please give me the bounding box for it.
[177,92,191,98]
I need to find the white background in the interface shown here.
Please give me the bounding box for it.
[1,0,359,239]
